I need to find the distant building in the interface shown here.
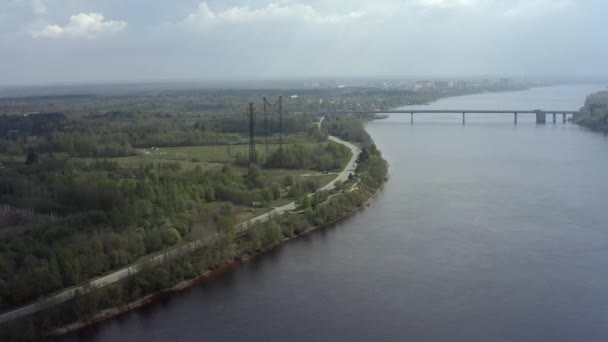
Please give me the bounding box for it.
[415,80,434,90]
[434,81,449,89]
[455,80,468,89]
[500,78,510,86]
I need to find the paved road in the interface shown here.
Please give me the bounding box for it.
[244,135,359,227]
[0,134,359,325]
[320,136,359,191]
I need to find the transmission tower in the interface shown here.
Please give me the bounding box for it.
[278,96,283,168]
[263,97,269,157]
[262,96,284,167]
[248,103,257,166]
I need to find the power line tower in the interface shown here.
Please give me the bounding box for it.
[278,96,283,168]
[263,96,283,167]
[248,103,257,166]
[263,98,269,157]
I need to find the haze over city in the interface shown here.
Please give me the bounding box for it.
[1,0,607,84]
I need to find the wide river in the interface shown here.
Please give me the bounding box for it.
[62,84,608,342]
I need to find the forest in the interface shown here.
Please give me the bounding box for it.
[0,86,396,340]
[0,115,388,341]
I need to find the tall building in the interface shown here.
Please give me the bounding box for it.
[434,81,449,89]
[455,80,468,89]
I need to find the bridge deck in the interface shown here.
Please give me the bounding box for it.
[325,110,586,114]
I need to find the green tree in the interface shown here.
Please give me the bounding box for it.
[270,183,281,200]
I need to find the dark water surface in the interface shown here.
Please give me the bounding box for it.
[62,85,608,342]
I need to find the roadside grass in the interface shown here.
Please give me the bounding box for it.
[306,174,337,188]
[270,198,294,207]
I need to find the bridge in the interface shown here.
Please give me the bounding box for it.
[323,110,589,124]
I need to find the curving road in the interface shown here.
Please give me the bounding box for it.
[245,134,359,227]
[0,134,359,325]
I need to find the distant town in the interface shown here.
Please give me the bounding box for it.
[300,77,535,92]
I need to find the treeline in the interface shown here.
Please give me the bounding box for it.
[573,91,608,133]
[0,111,319,158]
[0,112,66,138]
[264,141,350,171]
[0,132,136,157]
[322,116,372,146]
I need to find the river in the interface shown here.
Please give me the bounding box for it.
[61,84,608,342]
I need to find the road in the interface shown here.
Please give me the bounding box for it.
[0,134,360,325]
[245,135,359,227]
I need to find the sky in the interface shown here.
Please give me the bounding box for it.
[0,0,606,85]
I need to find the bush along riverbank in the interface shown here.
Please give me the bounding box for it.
[573,91,608,133]
[0,119,388,341]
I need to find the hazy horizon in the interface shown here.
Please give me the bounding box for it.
[1,74,608,87]
[1,0,608,85]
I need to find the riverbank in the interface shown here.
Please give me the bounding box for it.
[48,182,384,338]
[572,91,608,133]
[3,121,383,340]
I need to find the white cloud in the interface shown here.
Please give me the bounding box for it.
[31,12,127,39]
[180,2,364,29]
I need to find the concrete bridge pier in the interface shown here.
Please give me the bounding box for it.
[410,112,413,125]
[563,113,567,123]
[514,112,518,124]
[536,112,546,124]
[462,112,465,125]
[553,113,557,124]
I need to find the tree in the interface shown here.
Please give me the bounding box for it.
[270,183,281,200]
[359,148,370,163]
[25,151,38,165]
[297,195,311,209]
[219,203,233,217]
[283,175,295,186]
[217,216,235,241]
[247,165,268,188]
[261,188,273,206]
[162,228,181,246]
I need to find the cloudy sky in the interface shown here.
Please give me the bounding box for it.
[0,0,605,84]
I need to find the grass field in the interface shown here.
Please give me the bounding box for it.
[70,142,321,168]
